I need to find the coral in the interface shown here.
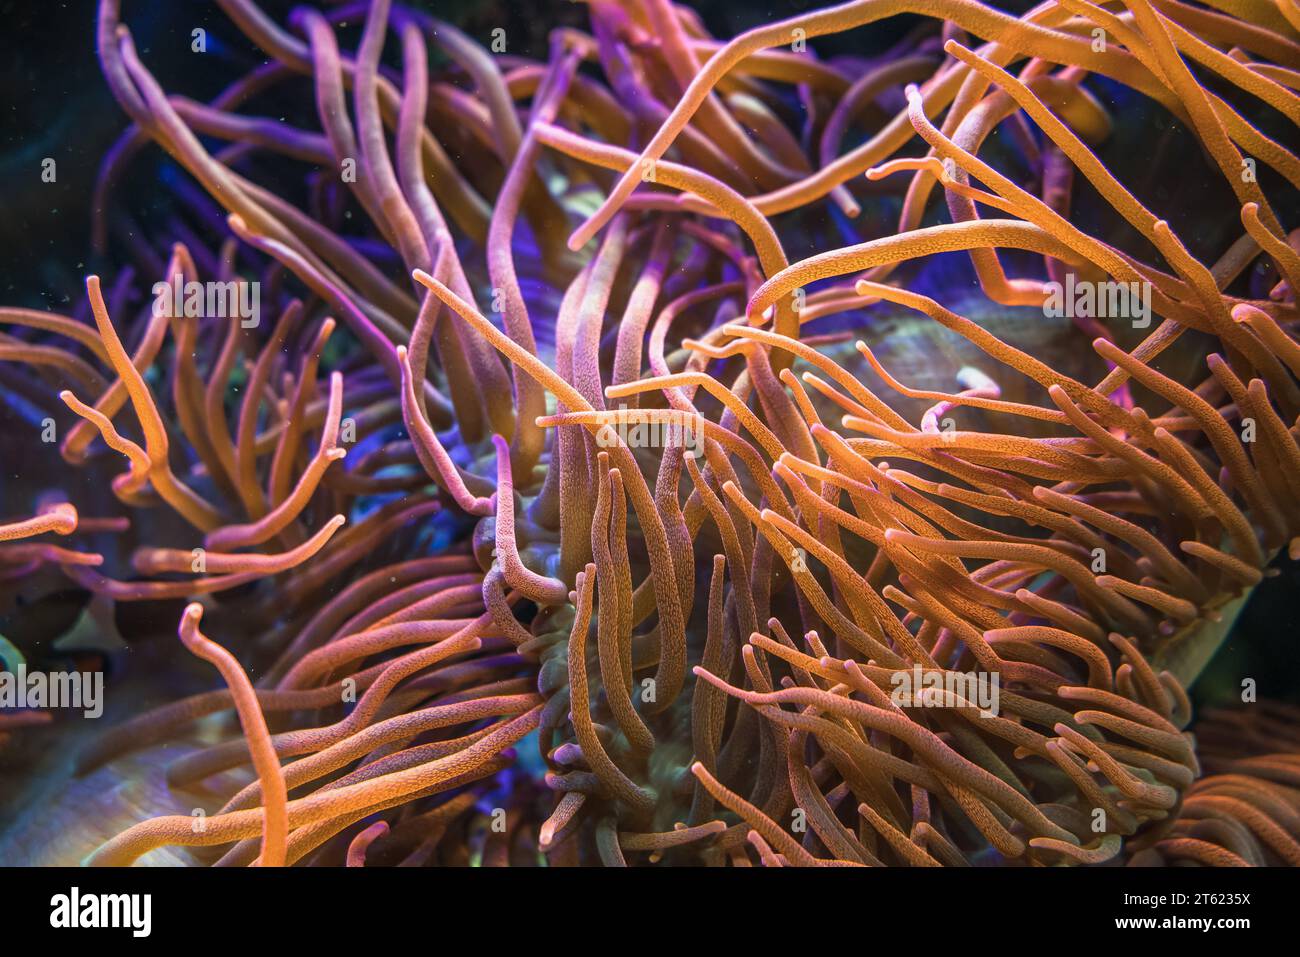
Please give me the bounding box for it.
[1129,702,1300,865]
[1,0,1299,867]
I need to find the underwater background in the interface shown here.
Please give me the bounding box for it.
[1,0,1298,866]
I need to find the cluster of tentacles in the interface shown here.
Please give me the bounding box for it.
[1129,702,1300,865]
[2,0,1300,866]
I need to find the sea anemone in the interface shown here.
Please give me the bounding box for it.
[1,0,1298,867]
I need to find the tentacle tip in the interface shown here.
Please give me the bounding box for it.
[566,226,592,252]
